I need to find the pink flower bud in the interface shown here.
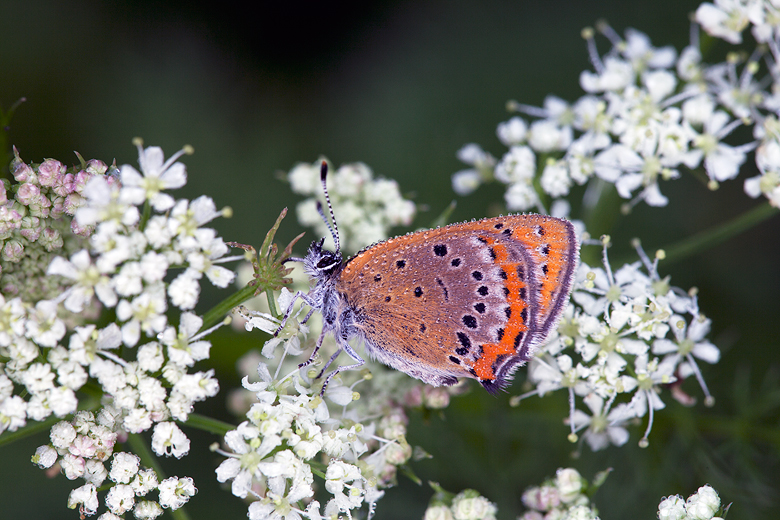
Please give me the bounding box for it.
[423,386,450,409]
[2,240,24,262]
[40,227,63,251]
[72,171,92,193]
[71,219,93,237]
[86,159,108,175]
[16,183,41,206]
[64,193,86,215]
[53,173,75,197]
[12,161,35,183]
[50,197,66,219]
[38,159,65,187]
[29,194,52,219]
[20,216,42,241]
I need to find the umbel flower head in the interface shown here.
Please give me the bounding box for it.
[516,237,719,451]
[3,140,235,518]
[1,148,103,303]
[452,16,780,211]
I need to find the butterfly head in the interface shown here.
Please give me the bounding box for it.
[298,161,343,281]
[301,237,342,279]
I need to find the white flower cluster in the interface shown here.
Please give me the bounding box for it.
[454,5,780,210]
[423,489,498,520]
[1,141,234,517]
[215,359,412,519]
[518,468,599,520]
[426,469,725,520]
[517,238,720,451]
[1,150,98,303]
[221,291,447,520]
[288,160,417,254]
[34,410,196,519]
[658,485,723,520]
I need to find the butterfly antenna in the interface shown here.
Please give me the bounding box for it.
[318,161,341,254]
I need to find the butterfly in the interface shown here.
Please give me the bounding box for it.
[278,161,578,394]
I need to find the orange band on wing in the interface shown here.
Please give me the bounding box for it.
[469,236,528,381]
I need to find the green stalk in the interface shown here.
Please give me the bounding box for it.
[183,413,235,436]
[0,392,101,447]
[199,283,259,331]
[127,432,165,477]
[138,199,152,232]
[0,415,59,447]
[200,207,303,330]
[661,202,778,265]
[266,288,279,318]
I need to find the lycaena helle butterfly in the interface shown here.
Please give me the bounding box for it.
[279,162,579,394]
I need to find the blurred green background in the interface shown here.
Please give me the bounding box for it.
[1,0,778,519]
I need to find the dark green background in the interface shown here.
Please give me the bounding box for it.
[1,1,778,519]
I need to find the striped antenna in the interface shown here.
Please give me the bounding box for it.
[319,161,341,254]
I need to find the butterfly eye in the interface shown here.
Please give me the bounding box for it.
[317,251,339,270]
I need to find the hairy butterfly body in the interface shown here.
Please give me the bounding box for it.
[281,162,579,394]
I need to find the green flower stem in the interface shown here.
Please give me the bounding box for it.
[199,282,260,332]
[183,413,236,436]
[139,199,152,232]
[661,202,779,265]
[0,392,101,447]
[127,431,164,476]
[0,415,60,447]
[126,433,193,520]
[200,208,302,331]
[266,288,279,318]
[307,459,328,480]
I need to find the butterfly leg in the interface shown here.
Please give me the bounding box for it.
[274,290,317,337]
[298,326,328,370]
[315,349,344,379]
[319,341,365,395]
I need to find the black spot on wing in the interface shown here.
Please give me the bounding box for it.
[456,332,471,350]
[462,315,477,329]
[435,278,449,301]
